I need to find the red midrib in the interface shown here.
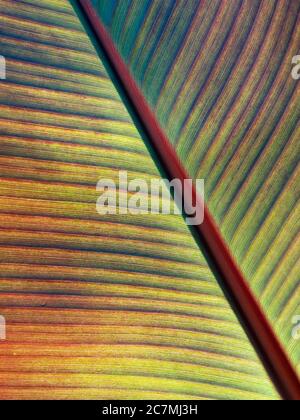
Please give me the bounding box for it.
[78,0,300,400]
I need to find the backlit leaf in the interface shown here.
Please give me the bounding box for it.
[0,0,280,400]
[91,0,300,378]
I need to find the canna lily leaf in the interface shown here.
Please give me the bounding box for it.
[0,0,298,400]
[88,0,300,388]
[0,0,279,400]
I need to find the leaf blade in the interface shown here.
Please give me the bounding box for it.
[0,0,279,400]
[91,0,300,384]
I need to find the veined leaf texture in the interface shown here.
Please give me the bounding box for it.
[87,0,300,394]
[0,0,298,400]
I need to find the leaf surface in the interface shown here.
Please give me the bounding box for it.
[0,0,280,400]
[91,0,300,378]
